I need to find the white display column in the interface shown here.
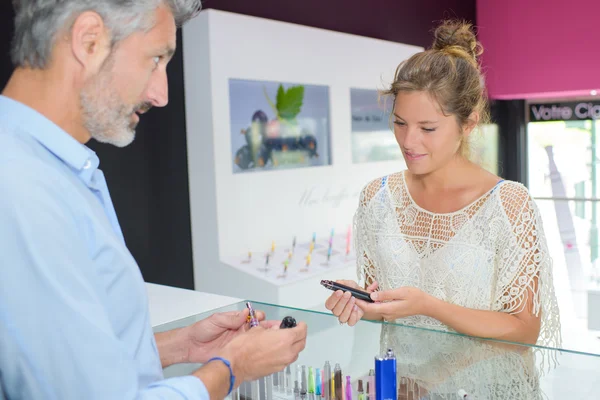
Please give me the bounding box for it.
[182,9,421,309]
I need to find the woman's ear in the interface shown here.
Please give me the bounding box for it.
[462,111,480,138]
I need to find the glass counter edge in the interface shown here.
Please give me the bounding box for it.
[152,299,600,359]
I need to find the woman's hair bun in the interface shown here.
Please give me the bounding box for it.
[432,20,482,62]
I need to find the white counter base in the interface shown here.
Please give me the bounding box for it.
[146,283,241,327]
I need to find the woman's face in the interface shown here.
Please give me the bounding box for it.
[392,91,467,176]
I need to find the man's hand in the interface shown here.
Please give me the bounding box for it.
[156,308,274,368]
[215,321,308,384]
[185,309,270,364]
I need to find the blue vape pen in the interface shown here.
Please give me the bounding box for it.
[315,368,322,397]
[374,349,396,400]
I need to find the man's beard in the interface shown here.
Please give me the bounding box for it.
[80,55,151,148]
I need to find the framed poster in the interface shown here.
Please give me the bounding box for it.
[350,88,400,163]
[229,78,332,173]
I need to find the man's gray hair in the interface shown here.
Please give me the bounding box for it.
[10,0,202,68]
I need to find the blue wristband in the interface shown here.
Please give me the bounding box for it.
[207,357,235,395]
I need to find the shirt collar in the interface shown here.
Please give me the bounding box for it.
[0,95,100,185]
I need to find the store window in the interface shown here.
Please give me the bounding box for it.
[527,100,600,349]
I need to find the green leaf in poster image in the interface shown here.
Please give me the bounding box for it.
[277,85,304,120]
[276,85,286,114]
[263,84,305,122]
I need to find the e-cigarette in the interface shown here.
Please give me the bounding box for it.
[266,375,273,400]
[301,365,308,399]
[308,367,315,400]
[280,316,297,329]
[374,349,396,400]
[320,280,374,303]
[239,381,249,400]
[246,302,260,328]
[276,370,283,393]
[345,376,352,400]
[252,380,260,400]
[259,377,266,400]
[273,371,279,392]
[357,379,365,400]
[286,365,292,395]
[316,368,322,397]
[294,380,300,400]
[323,361,331,400]
[334,364,342,400]
[367,376,374,400]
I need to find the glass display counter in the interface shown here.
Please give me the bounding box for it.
[153,301,600,399]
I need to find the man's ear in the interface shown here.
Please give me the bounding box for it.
[69,11,111,76]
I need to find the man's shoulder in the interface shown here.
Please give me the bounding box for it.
[0,126,44,166]
[0,127,78,204]
[0,127,68,177]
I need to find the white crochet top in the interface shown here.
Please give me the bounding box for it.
[354,171,562,398]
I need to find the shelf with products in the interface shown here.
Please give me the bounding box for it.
[222,232,356,287]
[154,301,600,400]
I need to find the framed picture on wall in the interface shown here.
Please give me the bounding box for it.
[229,78,332,173]
[350,88,401,164]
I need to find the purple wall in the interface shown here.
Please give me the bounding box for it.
[477,0,600,99]
[203,0,475,49]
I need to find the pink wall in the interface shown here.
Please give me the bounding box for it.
[477,0,600,100]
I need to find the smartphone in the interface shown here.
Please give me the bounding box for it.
[320,280,374,303]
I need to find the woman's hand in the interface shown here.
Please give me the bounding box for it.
[324,280,379,326]
[356,287,430,321]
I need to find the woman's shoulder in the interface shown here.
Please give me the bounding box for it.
[490,179,542,227]
[495,178,528,191]
[494,179,533,207]
[358,171,405,206]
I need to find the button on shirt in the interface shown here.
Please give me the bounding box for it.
[0,95,208,399]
